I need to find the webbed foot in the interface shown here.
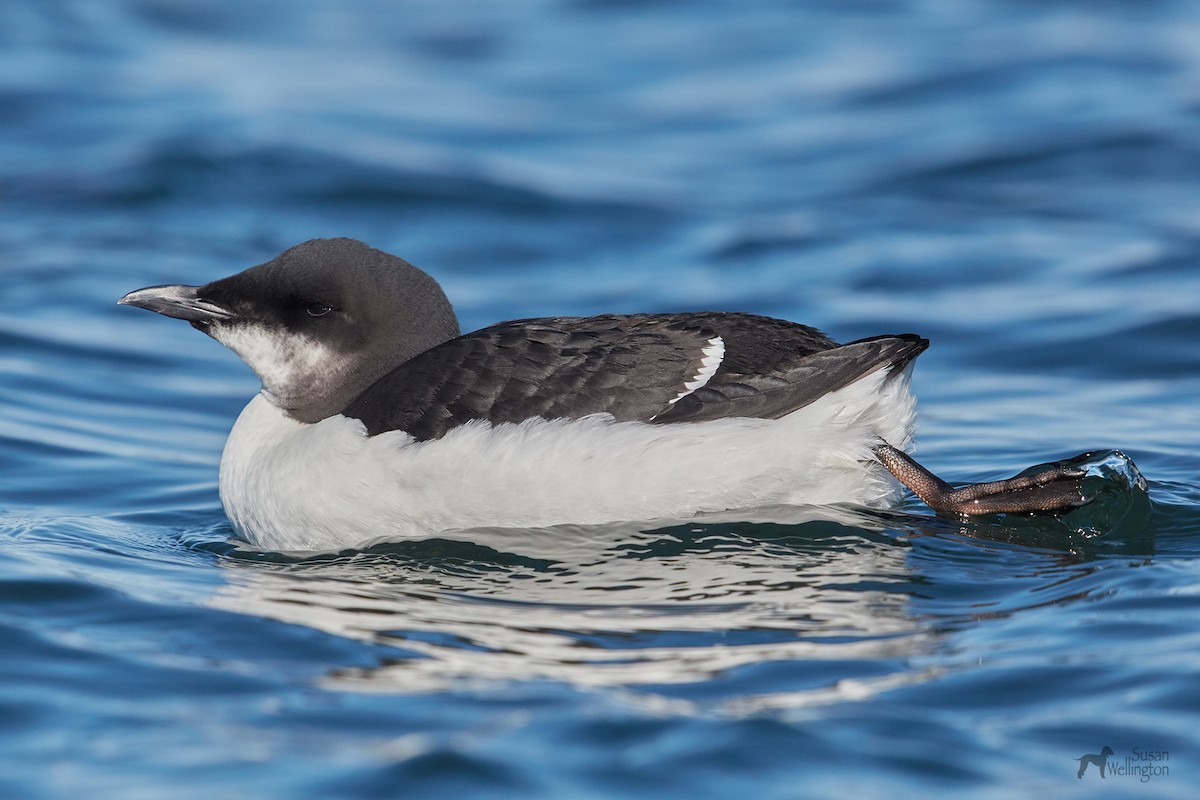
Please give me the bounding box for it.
[874,443,1089,516]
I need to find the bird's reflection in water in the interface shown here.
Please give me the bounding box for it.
[210,504,943,709]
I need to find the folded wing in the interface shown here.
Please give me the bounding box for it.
[342,312,927,440]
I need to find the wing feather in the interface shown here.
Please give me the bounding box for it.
[341,313,927,440]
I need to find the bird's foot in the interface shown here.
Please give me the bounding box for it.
[874,443,1089,516]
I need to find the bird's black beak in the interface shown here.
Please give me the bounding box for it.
[118,284,233,323]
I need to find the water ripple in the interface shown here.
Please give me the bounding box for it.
[4,0,1200,797]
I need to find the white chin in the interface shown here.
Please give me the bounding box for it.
[211,323,339,406]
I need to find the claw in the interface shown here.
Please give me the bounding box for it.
[874,443,1089,516]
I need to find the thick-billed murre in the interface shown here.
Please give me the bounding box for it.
[120,238,1088,551]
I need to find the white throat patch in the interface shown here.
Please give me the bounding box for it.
[211,323,342,409]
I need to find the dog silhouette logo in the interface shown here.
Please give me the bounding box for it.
[1076,746,1115,779]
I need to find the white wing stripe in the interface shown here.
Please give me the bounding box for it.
[667,335,725,406]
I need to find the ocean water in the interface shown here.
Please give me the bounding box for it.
[3,1,1200,797]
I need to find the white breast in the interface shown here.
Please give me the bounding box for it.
[219,364,917,552]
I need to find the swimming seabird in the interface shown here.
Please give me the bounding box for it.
[120,238,1087,551]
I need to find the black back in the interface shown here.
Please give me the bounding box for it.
[342,312,928,440]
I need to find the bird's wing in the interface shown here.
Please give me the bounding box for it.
[653,332,929,423]
[342,313,926,440]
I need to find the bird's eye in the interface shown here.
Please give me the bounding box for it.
[306,302,334,317]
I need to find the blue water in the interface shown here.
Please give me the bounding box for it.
[3,1,1200,797]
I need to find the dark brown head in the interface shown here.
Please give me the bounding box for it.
[119,238,460,422]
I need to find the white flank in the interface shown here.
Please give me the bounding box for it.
[219,361,918,552]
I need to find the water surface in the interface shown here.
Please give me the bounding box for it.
[3,1,1199,797]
